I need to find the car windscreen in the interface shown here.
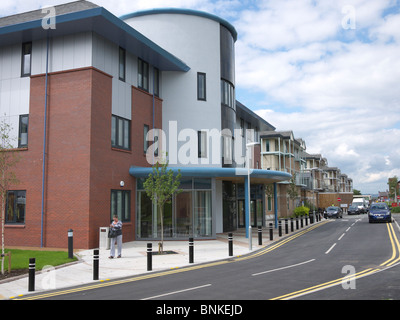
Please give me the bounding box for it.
[370,204,388,210]
[327,207,338,211]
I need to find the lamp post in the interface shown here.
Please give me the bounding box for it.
[246,141,260,251]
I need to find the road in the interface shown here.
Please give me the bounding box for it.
[23,214,400,302]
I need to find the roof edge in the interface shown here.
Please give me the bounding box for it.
[120,8,238,42]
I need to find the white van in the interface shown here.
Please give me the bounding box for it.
[352,198,368,213]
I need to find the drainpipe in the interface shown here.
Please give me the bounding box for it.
[40,35,50,248]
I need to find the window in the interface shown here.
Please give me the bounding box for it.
[119,47,126,81]
[111,190,130,222]
[198,131,207,158]
[18,114,29,148]
[197,72,206,101]
[111,115,130,150]
[6,191,26,224]
[21,42,32,77]
[221,79,234,108]
[240,118,244,137]
[138,58,149,91]
[154,68,160,97]
[143,124,149,154]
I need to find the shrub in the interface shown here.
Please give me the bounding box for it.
[391,207,400,213]
[294,206,310,217]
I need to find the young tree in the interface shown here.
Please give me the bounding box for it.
[143,159,181,253]
[0,118,20,274]
[287,173,299,214]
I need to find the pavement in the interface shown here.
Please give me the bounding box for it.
[0,218,321,300]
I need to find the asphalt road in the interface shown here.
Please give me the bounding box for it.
[27,214,400,302]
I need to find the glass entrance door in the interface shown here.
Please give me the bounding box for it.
[238,200,258,228]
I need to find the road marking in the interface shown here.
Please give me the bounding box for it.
[338,233,345,241]
[14,220,332,300]
[325,243,336,254]
[345,227,351,232]
[252,259,315,276]
[141,284,212,300]
[272,220,400,300]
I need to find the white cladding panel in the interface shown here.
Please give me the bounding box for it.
[125,14,222,167]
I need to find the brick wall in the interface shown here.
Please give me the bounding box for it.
[3,67,162,249]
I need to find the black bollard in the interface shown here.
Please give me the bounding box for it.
[290,218,294,232]
[285,219,288,234]
[269,223,273,241]
[278,220,282,237]
[28,258,35,292]
[300,216,304,228]
[147,243,152,271]
[310,211,314,224]
[189,237,194,263]
[296,217,299,230]
[93,249,99,280]
[228,233,233,256]
[258,227,262,245]
[305,215,308,226]
[68,229,73,259]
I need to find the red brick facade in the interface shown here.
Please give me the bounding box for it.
[4,67,162,249]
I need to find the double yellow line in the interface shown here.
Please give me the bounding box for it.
[271,222,400,300]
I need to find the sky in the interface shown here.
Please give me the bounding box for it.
[1,0,400,195]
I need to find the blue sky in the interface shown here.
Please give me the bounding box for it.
[2,0,400,195]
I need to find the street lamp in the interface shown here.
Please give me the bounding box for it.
[246,141,260,251]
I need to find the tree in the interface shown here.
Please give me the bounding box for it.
[143,159,181,253]
[287,173,299,213]
[388,176,399,201]
[0,118,20,274]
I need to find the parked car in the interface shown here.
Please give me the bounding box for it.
[368,203,392,223]
[325,206,343,219]
[348,205,360,215]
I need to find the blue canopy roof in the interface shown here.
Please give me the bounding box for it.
[129,166,291,183]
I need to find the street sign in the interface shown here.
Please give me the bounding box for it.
[392,203,398,207]
[337,197,341,202]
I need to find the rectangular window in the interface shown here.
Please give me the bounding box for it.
[6,191,26,224]
[111,190,131,222]
[144,124,149,154]
[198,131,207,158]
[197,72,206,101]
[21,42,32,77]
[138,58,149,91]
[18,114,29,148]
[154,68,160,97]
[221,79,235,108]
[119,47,126,82]
[111,115,130,150]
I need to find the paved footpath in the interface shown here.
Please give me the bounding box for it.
[0,220,317,300]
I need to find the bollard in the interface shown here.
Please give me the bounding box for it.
[269,223,273,241]
[258,227,262,245]
[228,233,233,256]
[290,218,294,232]
[278,220,282,237]
[189,237,194,263]
[93,249,99,280]
[296,217,299,230]
[305,215,308,226]
[68,229,74,259]
[310,211,314,224]
[300,216,304,228]
[147,243,152,271]
[285,219,288,234]
[28,258,35,292]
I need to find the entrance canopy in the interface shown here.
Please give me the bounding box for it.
[129,166,291,183]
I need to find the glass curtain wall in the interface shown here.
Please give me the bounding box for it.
[137,178,212,239]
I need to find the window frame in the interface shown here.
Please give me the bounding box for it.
[111,115,131,151]
[18,114,29,148]
[197,72,207,101]
[119,47,126,82]
[5,190,26,225]
[198,130,207,158]
[138,58,149,92]
[21,42,32,77]
[110,190,131,223]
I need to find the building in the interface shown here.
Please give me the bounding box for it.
[0,2,290,249]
